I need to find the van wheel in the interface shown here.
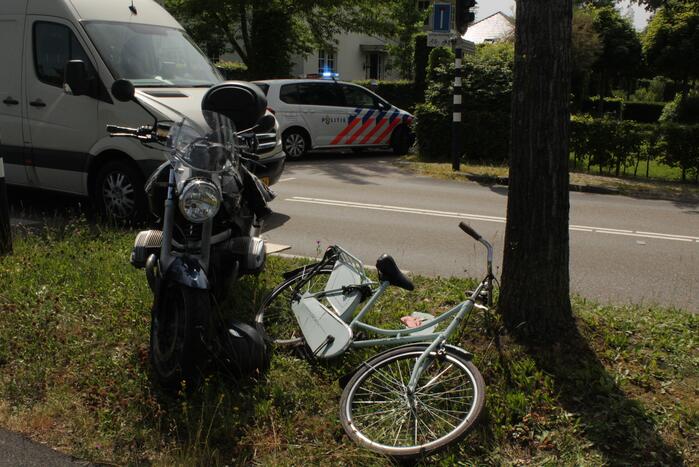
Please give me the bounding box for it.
[391,126,411,155]
[283,129,309,160]
[95,160,147,223]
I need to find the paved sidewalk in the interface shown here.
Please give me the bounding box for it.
[0,429,89,466]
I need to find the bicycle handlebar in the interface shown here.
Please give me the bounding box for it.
[459,222,482,241]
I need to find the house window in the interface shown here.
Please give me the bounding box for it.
[318,49,336,75]
[417,0,431,25]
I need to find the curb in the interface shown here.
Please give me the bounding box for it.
[459,173,621,196]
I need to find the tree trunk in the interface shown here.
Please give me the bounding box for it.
[499,0,573,343]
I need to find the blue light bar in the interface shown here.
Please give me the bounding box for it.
[322,71,339,79]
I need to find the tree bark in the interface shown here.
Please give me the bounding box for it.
[499,0,574,343]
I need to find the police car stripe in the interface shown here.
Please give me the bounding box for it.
[373,111,402,144]
[347,110,376,144]
[359,118,387,144]
[330,113,363,145]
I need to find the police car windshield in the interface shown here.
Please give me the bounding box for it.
[84,21,221,87]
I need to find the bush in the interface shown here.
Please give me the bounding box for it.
[352,80,416,112]
[660,95,699,124]
[581,96,623,118]
[622,102,664,123]
[414,103,450,161]
[216,61,250,80]
[571,116,699,181]
[657,123,699,181]
[462,111,511,162]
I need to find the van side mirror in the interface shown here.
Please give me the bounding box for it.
[64,60,89,96]
[111,79,135,102]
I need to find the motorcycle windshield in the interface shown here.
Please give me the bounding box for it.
[166,112,237,173]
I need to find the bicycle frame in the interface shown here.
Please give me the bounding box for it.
[299,231,494,393]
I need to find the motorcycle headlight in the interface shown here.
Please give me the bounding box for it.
[178,180,221,223]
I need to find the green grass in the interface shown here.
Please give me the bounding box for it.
[0,222,697,465]
[401,155,699,203]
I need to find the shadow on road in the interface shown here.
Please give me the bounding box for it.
[286,150,405,186]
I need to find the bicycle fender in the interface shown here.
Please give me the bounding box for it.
[165,257,210,290]
[281,262,323,280]
[338,343,473,389]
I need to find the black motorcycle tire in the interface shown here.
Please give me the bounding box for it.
[150,283,208,390]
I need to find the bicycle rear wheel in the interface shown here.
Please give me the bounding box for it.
[255,266,334,347]
[339,345,485,458]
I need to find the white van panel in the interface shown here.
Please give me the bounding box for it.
[24,15,99,194]
[0,0,28,15]
[67,0,181,29]
[0,14,30,186]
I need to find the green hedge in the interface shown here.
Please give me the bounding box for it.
[215,61,250,81]
[414,103,450,161]
[570,116,699,181]
[414,105,510,163]
[581,96,623,118]
[353,80,416,112]
[622,102,665,123]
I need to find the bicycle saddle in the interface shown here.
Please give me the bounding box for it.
[376,254,414,291]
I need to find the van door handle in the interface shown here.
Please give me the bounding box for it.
[3,97,19,106]
[30,99,46,108]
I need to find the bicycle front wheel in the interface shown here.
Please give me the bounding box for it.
[255,266,334,347]
[339,346,485,458]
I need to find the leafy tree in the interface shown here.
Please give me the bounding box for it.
[164,0,395,78]
[387,0,428,79]
[643,3,699,100]
[498,0,575,342]
[571,8,602,107]
[591,6,643,98]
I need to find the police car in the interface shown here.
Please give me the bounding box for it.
[253,79,414,159]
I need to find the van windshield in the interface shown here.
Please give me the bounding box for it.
[84,21,221,87]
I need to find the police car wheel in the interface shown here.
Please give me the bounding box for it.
[391,126,411,156]
[283,130,309,160]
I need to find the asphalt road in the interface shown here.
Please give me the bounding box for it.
[0,428,87,466]
[263,153,699,312]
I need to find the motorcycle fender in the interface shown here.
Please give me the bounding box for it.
[165,257,210,290]
[337,343,473,389]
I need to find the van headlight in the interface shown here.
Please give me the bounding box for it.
[178,180,221,223]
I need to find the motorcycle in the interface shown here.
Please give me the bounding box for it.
[107,79,274,388]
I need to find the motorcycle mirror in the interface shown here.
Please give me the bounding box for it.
[256,114,276,133]
[202,81,267,131]
[111,79,135,102]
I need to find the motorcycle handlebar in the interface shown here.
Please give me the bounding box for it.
[459,222,482,241]
[106,125,139,135]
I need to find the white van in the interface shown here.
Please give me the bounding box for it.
[0,0,284,219]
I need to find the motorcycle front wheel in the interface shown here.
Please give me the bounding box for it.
[150,283,209,389]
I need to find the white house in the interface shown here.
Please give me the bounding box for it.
[462,11,515,44]
[289,32,400,81]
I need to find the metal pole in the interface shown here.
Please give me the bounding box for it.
[0,156,12,255]
[451,45,463,172]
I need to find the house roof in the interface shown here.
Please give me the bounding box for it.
[462,11,515,44]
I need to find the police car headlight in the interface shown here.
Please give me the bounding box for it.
[178,180,221,223]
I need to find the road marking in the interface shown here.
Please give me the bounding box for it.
[278,177,297,183]
[286,196,699,244]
